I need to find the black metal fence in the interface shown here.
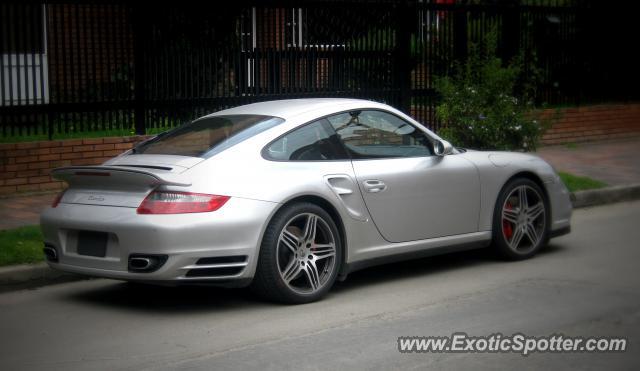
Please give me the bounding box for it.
[0,0,637,140]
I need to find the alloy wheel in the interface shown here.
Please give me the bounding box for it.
[276,213,337,294]
[501,185,546,254]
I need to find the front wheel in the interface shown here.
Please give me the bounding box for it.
[492,178,550,260]
[252,203,341,304]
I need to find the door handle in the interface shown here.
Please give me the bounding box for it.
[363,179,387,193]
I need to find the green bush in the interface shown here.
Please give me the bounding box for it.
[435,30,552,151]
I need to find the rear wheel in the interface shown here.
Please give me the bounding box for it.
[492,178,549,260]
[252,203,341,304]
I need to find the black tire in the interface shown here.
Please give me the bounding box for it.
[492,178,550,260]
[251,202,342,304]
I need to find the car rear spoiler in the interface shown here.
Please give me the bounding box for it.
[51,166,192,188]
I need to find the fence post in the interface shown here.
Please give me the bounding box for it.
[395,1,412,115]
[132,4,146,135]
[501,1,520,62]
[453,5,468,63]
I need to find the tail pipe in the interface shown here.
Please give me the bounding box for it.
[43,244,58,262]
[128,254,168,273]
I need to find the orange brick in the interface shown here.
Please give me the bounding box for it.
[0,143,16,150]
[115,143,134,150]
[61,152,83,160]
[38,140,62,148]
[6,149,27,157]
[74,158,105,165]
[0,171,16,180]
[82,151,103,158]
[28,176,52,184]
[73,145,94,152]
[31,148,51,156]
[70,159,89,166]
[94,143,115,151]
[103,137,125,144]
[16,170,39,178]
[39,154,61,161]
[16,156,39,164]
[51,146,74,154]
[0,185,17,194]
[4,164,28,172]
[15,142,39,150]
[62,139,83,146]
[28,162,51,170]
[5,177,28,185]
[83,138,104,145]
[103,149,125,157]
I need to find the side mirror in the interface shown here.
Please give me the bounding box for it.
[434,139,453,156]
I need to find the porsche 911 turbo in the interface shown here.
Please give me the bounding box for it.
[40,98,572,303]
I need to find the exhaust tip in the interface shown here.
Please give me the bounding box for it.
[128,254,168,273]
[129,257,152,270]
[43,245,58,262]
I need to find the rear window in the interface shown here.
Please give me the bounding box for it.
[133,115,284,158]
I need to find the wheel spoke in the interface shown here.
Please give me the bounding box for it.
[525,222,540,245]
[282,259,302,283]
[509,227,525,249]
[311,243,335,260]
[277,212,337,294]
[302,214,318,242]
[280,229,300,254]
[303,261,321,290]
[502,208,519,224]
[518,186,528,210]
[527,202,544,221]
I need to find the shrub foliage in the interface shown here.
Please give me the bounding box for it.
[435,31,553,151]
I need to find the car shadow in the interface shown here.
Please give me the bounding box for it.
[334,242,565,293]
[64,243,566,313]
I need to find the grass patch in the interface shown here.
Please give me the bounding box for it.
[558,172,607,193]
[0,225,44,267]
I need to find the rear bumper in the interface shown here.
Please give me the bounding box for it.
[40,197,278,283]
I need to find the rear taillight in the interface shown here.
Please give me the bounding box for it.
[137,191,230,214]
[51,190,67,208]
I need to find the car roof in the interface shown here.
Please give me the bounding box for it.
[204,98,390,121]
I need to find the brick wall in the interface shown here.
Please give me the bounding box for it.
[541,104,640,145]
[0,136,149,195]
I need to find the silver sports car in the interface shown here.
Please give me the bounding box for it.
[41,99,572,303]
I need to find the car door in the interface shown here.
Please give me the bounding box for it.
[327,110,481,243]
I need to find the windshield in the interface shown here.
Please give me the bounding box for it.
[133,115,284,158]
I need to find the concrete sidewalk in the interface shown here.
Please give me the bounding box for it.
[536,137,640,186]
[1,138,639,231]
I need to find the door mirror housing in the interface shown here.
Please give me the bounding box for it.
[434,139,453,156]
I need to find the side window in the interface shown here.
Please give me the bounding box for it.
[264,119,348,161]
[327,110,433,159]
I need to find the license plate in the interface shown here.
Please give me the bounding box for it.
[77,231,108,257]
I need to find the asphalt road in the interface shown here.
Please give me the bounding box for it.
[1,201,639,370]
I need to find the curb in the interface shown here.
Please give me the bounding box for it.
[571,183,640,208]
[2,184,640,293]
[0,262,86,293]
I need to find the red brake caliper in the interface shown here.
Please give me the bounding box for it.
[502,202,513,240]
